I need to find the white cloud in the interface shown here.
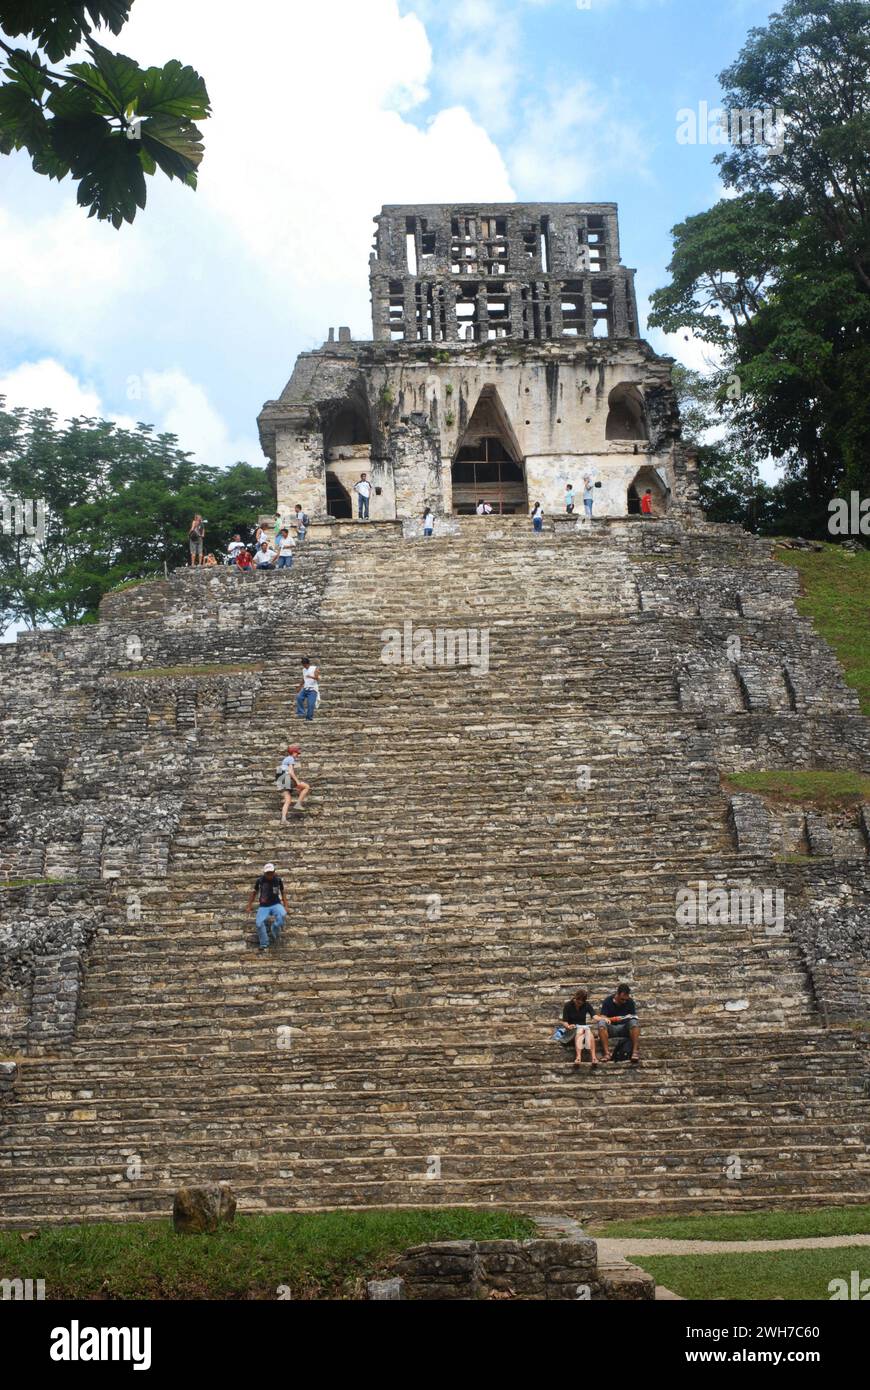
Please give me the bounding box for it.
[508,81,653,197]
[0,358,259,469]
[0,202,151,360]
[135,369,260,468]
[0,359,103,420]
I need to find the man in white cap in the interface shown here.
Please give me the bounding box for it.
[245,863,288,950]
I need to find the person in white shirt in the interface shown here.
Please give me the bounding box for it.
[254,540,276,569]
[276,527,296,570]
[423,508,434,538]
[295,656,321,721]
[226,535,245,564]
[531,501,544,533]
[475,499,493,515]
[294,504,309,541]
[353,473,372,520]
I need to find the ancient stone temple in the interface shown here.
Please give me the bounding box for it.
[258,203,695,527]
[1,200,869,1238]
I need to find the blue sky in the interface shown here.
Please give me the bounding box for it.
[0,0,782,467]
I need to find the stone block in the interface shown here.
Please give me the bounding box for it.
[172,1182,237,1235]
[367,1278,405,1300]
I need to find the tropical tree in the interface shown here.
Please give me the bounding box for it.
[0,402,272,634]
[650,0,870,537]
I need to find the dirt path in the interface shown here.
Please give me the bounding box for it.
[597,1233,870,1258]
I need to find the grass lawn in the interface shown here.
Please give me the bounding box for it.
[776,543,870,714]
[0,1208,535,1300]
[722,769,870,810]
[632,1248,870,1301]
[588,1204,870,1242]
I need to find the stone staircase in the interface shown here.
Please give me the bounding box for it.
[1,517,869,1225]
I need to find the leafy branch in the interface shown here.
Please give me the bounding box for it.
[0,1,210,226]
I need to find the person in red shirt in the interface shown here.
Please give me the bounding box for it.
[236,547,254,571]
[640,489,654,517]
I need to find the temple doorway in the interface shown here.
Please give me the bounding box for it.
[451,386,527,514]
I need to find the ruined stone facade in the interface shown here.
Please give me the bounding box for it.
[258,203,697,528]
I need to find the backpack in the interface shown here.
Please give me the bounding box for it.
[275,761,288,790]
[611,1036,633,1062]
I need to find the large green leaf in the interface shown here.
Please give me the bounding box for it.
[138,60,210,120]
[75,131,147,227]
[0,83,49,155]
[4,47,50,99]
[49,111,110,177]
[79,39,145,113]
[45,79,106,121]
[140,113,204,180]
[0,3,133,61]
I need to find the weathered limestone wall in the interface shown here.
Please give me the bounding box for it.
[275,424,327,520]
[261,340,687,523]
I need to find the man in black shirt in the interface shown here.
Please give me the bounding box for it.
[560,987,599,1069]
[245,862,288,950]
[597,983,640,1063]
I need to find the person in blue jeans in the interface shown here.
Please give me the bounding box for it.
[582,475,594,520]
[245,863,288,950]
[354,473,372,519]
[276,527,295,569]
[295,656,320,720]
[531,501,544,532]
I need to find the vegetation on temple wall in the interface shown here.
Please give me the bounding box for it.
[652,0,870,537]
[0,402,272,635]
[722,769,870,808]
[0,1,209,227]
[777,542,870,712]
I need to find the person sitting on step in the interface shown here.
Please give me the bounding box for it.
[559,986,600,1069]
[596,983,640,1064]
[246,862,288,950]
[254,539,276,569]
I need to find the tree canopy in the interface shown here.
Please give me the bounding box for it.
[650,0,870,537]
[0,1,209,226]
[0,402,273,636]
